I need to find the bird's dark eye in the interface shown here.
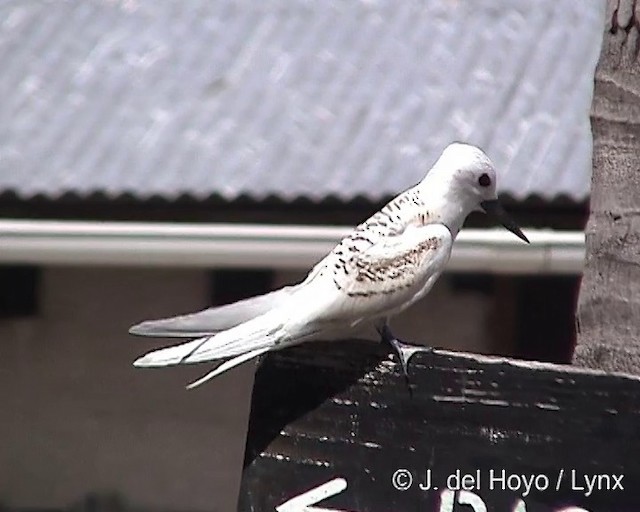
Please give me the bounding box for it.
[478,173,491,187]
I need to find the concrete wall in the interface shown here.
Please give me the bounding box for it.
[0,267,255,512]
[0,267,491,511]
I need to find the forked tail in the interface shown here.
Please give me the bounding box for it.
[133,311,288,387]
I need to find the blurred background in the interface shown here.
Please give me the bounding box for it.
[0,0,604,511]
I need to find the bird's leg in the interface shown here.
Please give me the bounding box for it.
[376,320,432,395]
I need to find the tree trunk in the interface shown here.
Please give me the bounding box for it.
[574,0,640,372]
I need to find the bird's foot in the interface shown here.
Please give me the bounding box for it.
[376,323,432,396]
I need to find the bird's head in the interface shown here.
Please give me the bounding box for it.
[420,142,529,243]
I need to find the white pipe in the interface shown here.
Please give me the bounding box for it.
[0,219,585,274]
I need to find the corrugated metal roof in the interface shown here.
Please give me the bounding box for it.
[0,0,604,203]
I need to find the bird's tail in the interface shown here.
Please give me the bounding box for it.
[133,310,291,388]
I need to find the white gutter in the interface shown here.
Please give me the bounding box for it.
[0,219,585,274]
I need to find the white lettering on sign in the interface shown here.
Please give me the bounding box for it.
[276,477,351,512]
[441,491,589,512]
[457,490,487,512]
[276,478,593,512]
[512,499,589,512]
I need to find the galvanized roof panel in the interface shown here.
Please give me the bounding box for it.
[0,0,604,203]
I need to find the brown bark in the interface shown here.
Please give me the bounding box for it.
[574,0,640,372]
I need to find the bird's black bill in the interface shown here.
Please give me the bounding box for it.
[480,200,529,243]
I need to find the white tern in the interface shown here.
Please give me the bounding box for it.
[130,142,529,389]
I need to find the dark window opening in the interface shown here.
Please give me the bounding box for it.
[449,274,495,295]
[0,265,40,318]
[514,276,580,363]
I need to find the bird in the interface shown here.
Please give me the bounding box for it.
[130,142,529,389]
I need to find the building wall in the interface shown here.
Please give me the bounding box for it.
[0,266,491,511]
[0,267,255,512]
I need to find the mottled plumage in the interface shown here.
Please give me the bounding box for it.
[324,189,438,296]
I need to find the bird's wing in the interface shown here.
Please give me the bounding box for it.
[318,223,454,322]
[128,284,299,337]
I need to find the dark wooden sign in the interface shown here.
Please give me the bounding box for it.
[238,340,640,512]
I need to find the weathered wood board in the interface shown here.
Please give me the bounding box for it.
[238,340,640,512]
